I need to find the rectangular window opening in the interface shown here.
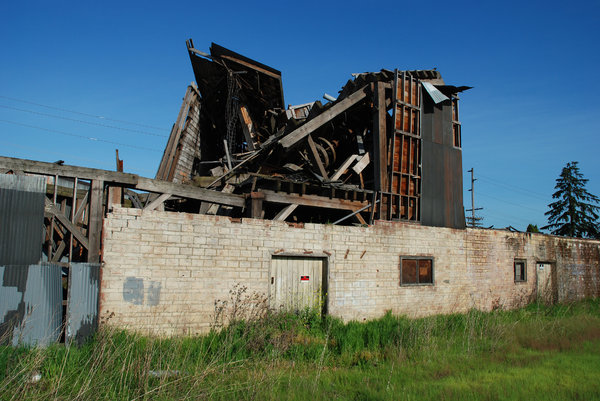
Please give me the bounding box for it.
[514,259,527,282]
[400,257,433,285]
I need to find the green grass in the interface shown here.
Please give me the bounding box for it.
[2,299,600,400]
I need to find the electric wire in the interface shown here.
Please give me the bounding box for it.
[477,192,542,213]
[0,119,161,153]
[0,94,167,132]
[477,174,548,200]
[0,104,168,138]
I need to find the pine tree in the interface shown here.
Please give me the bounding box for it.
[543,161,600,238]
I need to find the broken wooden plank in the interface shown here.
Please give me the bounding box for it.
[136,177,245,208]
[273,204,298,221]
[353,153,370,174]
[279,85,369,150]
[45,199,89,250]
[144,193,172,211]
[0,156,138,184]
[206,184,235,215]
[329,154,359,181]
[238,105,257,150]
[261,190,367,211]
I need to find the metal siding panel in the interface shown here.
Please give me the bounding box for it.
[422,82,449,104]
[66,263,100,344]
[420,98,466,229]
[0,263,62,346]
[0,175,46,265]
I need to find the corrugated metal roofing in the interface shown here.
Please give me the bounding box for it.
[0,175,46,265]
[422,82,449,104]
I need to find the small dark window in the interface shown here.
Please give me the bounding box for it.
[400,257,433,285]
[514,260,527,282]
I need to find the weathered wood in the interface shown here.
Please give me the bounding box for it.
[329,154,358,181]
[87,180,104,263]
[262,190,367,211]
[219,54,281,80]
[206,184,235,215]
[373,81,388,193]
[238,105,257,150]
[0,156,137,184]
[306,135,329,179]
[353,153,370,174]
[51,240,67,263]
[279,85,369,149]
[156,86,195,180]
[144,193,172,211]
[249,191,265,219]
[45,199,89,250]
[273,204,298,221]
[136,177,245,207]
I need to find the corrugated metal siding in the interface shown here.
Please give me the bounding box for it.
[0,174,46,265]
[422,82,449,104]
[66,263,100,344]
[420,96,466,229]
[0,263,62,346]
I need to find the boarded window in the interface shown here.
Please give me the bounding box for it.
[514,260,527,282]
[400,257,433,285]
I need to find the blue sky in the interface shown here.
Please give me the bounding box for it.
[1,0,599,230]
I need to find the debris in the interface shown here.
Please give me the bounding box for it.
[154,40,471,228]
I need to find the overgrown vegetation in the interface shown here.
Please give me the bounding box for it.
[2,299,600,400]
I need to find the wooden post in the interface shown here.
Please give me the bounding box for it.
[372,81,387,219]
[249,191,265,219]
[87,179,104,263]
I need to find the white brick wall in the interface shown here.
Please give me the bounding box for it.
[100,206,600,335]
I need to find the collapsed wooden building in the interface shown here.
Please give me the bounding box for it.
[155,40,471,228]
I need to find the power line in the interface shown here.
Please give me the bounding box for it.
[478,192,542,213]
[0,119,161,153]
[0,104,168,138]
[477,174,549,200]
[0,94,167,132]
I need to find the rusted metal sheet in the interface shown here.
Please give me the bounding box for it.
[0,263,62,346]
[0,174,45,265]
[66,263,100,344]
[420,93,466,229]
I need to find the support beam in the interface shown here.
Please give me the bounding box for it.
[87,180,104,263]
[0,156,137,184]
[249,192,265,219]
[262,190,367,211]
[136,177,245,208]
[372,81,388,193]
[274,204,298,221]
[238,105,257,150]
[45,199,89,250]
[329,154,358,181]
[279,85,369,150]
[144,193,172,211]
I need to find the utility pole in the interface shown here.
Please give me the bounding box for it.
[466,168,483,227]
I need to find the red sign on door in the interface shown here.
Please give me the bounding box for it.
[300,275,310,281]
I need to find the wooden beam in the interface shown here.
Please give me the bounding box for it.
[352,153,370,174]
[273,204,298,221]
[136,177,245,208]
[144,193,172,211]
[279,85,369,150]
[262,190,367,211]
[329,154,358,181]
[238,105,257,150]
[87,180,104,263]
[206,184,235,215]
[373,81,388,193]
[45,199,89,250]
[0,156,137,184]
[306,134,329,179]
[218,54,282,80]
[249,191,265,219]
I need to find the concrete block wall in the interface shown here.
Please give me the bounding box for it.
[100,206,600,335]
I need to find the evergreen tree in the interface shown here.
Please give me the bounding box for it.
[543,162,600,238]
